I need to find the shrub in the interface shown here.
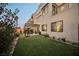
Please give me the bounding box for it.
[0,3,19,55]
[39,31,41,35]
[61,38,66,42]
[52,36,55,39]
[72,42,79,46]
[42,33,49,37]
[15,33,20,37]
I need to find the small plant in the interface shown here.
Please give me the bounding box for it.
[39,31,41,35]
[35,31,37,34]
[72,42,79,46]
[53,36,55,39]
[15,33,20,37]
[61,38,66,42]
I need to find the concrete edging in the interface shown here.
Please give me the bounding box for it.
[9,37,19,56]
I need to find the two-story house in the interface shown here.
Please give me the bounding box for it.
[25,3,79,43]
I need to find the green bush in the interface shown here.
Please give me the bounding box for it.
[52,36,56,39]
[39,31,41,35]
[0,28,14,54]
[0,3,19,55]
[61,38,66,42]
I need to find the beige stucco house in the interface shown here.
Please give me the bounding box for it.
[24,3,79,43]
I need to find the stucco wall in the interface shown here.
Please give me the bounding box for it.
[49,4,79,43]
[34,3,79,43]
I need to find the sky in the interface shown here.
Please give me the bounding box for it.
[6,3,39,28]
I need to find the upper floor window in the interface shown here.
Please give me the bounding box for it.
[42,4,48,15]
[58,4,69,13]
[52,5,57,15]
[36,11,41,19]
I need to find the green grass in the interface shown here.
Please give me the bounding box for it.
[13,35,79,56]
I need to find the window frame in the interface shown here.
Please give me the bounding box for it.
[42,4,48,15]
[51,20,63,32]
[52,5,57,15]
[42,24,47,31]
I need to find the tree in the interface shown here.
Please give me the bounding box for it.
[0,3,19,55]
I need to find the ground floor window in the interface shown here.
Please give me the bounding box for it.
[42,24,47,31]
[51,20,63,32]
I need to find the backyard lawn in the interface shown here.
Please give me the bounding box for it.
[13,35,79,56]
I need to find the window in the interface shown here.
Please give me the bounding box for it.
[42,24,47,31]
[52,5,57,15]
[36,12,41,19]
[51,21,63,32]
[58,4,69,13]
[42,4,48,15]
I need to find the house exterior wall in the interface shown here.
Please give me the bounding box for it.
[48,4,79,43]
[26,3,79,43]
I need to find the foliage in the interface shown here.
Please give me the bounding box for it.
[0,3,19,55]
[61,38,66,42]
[52,36,56,39]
